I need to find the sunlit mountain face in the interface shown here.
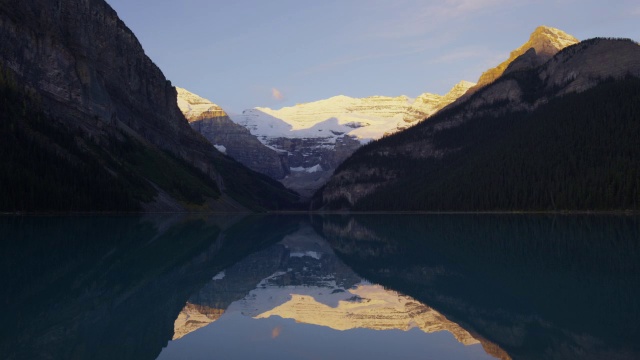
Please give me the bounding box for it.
[167,224,506,360]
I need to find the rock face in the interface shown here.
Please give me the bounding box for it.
[0,0,201,162]
[230,81,474,196]
[449,26,578,108]
[0,0,299,211]
[449,37,640,120]
[177,88,289,179]
[472,26,578,91]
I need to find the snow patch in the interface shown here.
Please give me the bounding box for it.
[290,251,322,260]
[212,271,226,280]
[290,164,323,173]
[214,144,227,154]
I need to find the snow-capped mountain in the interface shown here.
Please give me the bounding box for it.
[229,81,474,197]
[177,87,228,119]
[176,87,290,179]
[232,80,475,145]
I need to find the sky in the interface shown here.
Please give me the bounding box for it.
[107,0,640,113]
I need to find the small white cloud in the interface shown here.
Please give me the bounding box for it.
[272,88,284,101]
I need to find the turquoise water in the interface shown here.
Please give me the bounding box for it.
[1,214,639,359]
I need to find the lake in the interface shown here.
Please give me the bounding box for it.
[1,214,639,359]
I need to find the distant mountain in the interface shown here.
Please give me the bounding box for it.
[0,0,299,212]
[176,88,290,180]
[229,81,474,197]
[318,30,640,211]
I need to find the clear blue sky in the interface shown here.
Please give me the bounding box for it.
[107,0,640,113]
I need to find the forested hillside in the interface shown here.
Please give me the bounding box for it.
[320,76,640,211]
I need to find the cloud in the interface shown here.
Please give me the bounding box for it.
[271,88,284,101]
[271,326,282,339]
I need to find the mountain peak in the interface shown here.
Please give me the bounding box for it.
[176,87,227,121]
[527,25,579,57]
[450,80,476,92]
[475,26,579,88]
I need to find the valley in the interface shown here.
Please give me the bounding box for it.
[0,0,638,212]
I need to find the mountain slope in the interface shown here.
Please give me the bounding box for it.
[229,81,474,197]
[479,26,577,85]
[177,88,289,180]
[461,26,578,99]
[318,37,640,211]
[0,0,299,211]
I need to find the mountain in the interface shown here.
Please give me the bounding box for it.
[0,0,299,212]
[229,81,474,197]
[446,26,578,112]
[168,223,507,357]
[317,30,640,211]
[457,26,578,102]
[176,88,289,179]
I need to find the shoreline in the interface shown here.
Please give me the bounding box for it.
[2,210,639,216]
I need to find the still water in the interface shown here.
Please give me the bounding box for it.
[1,214,639,360]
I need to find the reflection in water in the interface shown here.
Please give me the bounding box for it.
[255,283,479,344]
[164,223,500,360]
[2,214,639,360]
[173,302,225,340]
[171,224,487,348]
[0,214,299,360]
[316,214,640,360]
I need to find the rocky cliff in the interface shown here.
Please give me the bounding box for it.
[0,0,299,211]
[0,0,199,160]
[177,88,290,179]
[462,26,578,98]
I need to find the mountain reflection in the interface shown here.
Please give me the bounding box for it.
[2,214,639,360]
[0,214,300,360]
[315,214,640,360]
[171,224,492,352]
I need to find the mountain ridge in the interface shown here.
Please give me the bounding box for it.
[470,26,579,93]
[238,79,477,142]
[318,34,640,211]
